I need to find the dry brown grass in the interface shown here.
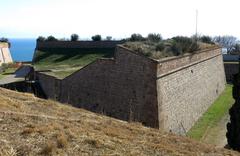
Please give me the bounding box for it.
[41,141,56,155]
[56,133,68,148]
[0,88,239,156]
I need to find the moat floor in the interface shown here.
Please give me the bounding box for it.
[201,114,229,147]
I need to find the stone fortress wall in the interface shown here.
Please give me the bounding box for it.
[34,41,226,134]
[0,42,13,65]
[36,41,125,49]
[156,48,225,134]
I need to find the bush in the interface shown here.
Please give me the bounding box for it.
[70,34,79,41]
[172,36,199,53]
[0,63,10,73]
[129,33,145,42]
[106,36,112,41]
[148,33,162,42]
[91,35,102,41]
[46,36,58,42]
[155,42,165,51]
[200,35,214,44]
[37,36,46,42]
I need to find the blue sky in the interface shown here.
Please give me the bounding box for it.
[1,0,240,39]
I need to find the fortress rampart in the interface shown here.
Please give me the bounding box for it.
[36,41,125,49]
[0,42,13,65]
[156,47,225,133]
[34,42,226,134]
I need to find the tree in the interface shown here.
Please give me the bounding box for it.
[91,35,102,41]
[0,37,9,42]
[71,34,79,41]
[129,33,145,42]
[46,36,58,42]
[37,36,46,42]
[147,33,162,42]
[230,43,240,55]
[213,36,237,53]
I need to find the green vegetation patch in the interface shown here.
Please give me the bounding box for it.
[33,48,115,78]
[187,84,234,140]
[0,67,17,80]
[123,36,216,60]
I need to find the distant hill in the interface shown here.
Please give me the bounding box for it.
[0,88,239,156]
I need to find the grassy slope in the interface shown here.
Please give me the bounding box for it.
[0,88,239,156]
[187,84,234,140]
[33,48,115,78]
[0,68,17,80]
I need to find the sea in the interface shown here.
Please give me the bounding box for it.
[9,39,36,62]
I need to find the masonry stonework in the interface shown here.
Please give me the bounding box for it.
[0,42,13,65]
[60,47,159,128]
[36,72,61,100]
[157,48,226,134]
[34,42,226,134]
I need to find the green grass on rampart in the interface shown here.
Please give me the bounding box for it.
[187,84,234,140]
[0,68,17,80]
[33,48,114,69]
[33,48,115,78]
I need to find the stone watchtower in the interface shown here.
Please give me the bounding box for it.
[0,42,13,65]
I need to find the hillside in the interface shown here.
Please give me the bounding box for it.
[0,88,239,156]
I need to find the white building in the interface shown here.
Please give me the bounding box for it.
[0,42,13,65]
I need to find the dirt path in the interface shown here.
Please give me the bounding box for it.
[201,114,229,147]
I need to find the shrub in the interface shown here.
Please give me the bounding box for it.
[37,36,46,42]
[171,42,182,56]
[129,33,145,42]
[172,36,199,53]
[46,36,58,42]
[106,36,112,41]
[0,63,10,72]
[91,35,102,41]
[200,35,214,44]
[70,34,79,41]
[155,42,165,51]
[148,33,162,42]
